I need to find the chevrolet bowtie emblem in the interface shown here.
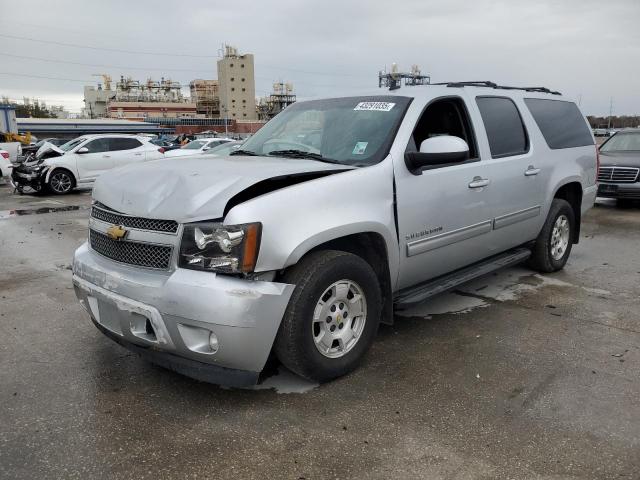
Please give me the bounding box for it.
[106,225,127,241]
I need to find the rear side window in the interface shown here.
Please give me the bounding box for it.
[524,99,593,149]
[476,97,528,158]
[83,138,110,153]
[109,138,143,151]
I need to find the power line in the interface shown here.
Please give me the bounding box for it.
[0,52,209,73]
[0,72,92,83]
[0,33,217,58]
[0,33,369,78]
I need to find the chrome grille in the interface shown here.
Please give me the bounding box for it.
[89,230,173,269]
[91,205,178,233]
[598,166,639,183]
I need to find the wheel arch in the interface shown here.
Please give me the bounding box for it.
[44,165,76,184]
[279,230,395,325]
[553,181,583,243]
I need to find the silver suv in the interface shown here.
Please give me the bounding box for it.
[72,82,598,386]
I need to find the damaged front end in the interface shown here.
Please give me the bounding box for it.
[11,147,63,193]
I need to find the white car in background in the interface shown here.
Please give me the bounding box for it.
[0,149,13,178]
[203,141,243,157]
[11,134,164,194]
[164,138,234,158]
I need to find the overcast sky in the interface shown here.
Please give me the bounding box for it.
[1,0,638,116]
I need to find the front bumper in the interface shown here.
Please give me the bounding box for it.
[11,167,46,190]
[72,242,295,386]
[597,182,640,199]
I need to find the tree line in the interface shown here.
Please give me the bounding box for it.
[1,97,57,118]
[587,115,640,129]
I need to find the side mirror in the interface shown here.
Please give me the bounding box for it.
[77,147,89,154]
[202,146,211,151]
[404,136,469,174]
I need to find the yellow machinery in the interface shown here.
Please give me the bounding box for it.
[3,132,32,145]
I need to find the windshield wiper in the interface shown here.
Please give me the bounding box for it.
[266,149,343,165]
[229,149,259,156]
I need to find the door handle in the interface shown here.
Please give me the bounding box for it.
[524,166,541,176]
[134,152,143,156]
[102,155,111,158]
[468,176,490,189]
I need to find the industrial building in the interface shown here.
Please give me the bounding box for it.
[190,79,220,117]
[217,45,258,121]
[258,82,296,120]
[78,45,278,134]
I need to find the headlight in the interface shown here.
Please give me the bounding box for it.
[179,222,262,274]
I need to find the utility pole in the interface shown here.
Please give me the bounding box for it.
[607,97,613,129]
[222,104,228,137]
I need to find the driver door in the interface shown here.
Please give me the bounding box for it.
[394,96,494,289]
[75,138,115,182]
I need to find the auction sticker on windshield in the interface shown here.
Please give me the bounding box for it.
[354,102,395,112]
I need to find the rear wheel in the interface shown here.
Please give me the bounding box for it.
[48,169,74,195]
[528,198,575,273]
[274,250,382,382]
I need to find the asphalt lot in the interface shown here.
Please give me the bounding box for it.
[1,180,639,480]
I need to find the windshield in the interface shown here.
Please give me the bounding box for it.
[59,137,87,152]
[601,132,640,152]
[240,96,411,166]
[181,140,207,150]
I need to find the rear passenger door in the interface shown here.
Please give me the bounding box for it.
[470,95,545,254]
[108,137,146,168]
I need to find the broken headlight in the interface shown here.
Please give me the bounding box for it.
[179,222,262,274]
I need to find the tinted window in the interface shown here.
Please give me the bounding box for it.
[524,99,593,149]
[83,138,110,153]
[109,138,142,151]
[476,97,528,158]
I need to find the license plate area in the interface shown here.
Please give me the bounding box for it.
[599,184,618,193]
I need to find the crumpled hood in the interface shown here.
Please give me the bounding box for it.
[37,142,65,159]
[92,155,350,222]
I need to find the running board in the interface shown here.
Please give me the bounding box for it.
[394,248,531,307]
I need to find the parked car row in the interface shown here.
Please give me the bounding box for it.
[9,134,243,194]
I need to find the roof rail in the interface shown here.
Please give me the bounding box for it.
[433,81,561,96]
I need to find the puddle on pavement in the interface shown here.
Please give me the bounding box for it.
[0,205,88,219]
[396,267,578,318]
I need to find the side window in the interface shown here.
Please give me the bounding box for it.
[83,138,110,153]
[108,138,143,151]
[476,97,528,158]
[524,98,593,149]
[408,97,478,159]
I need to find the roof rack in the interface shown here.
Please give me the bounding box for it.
[433,81,561,95]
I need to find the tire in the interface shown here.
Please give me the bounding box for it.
[47,169,75,195]
[528,198,575,273]
[274,250,382,382]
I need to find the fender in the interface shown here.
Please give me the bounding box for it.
[224,159,401,288]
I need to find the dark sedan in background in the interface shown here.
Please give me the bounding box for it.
[597,129,640,205]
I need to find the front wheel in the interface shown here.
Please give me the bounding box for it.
[274,250,382,382]
[528,198,575,273]
[48,170,74,195]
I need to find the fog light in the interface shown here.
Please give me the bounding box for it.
[209,332,219,353]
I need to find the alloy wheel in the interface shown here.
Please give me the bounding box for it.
[312,279,367,359]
